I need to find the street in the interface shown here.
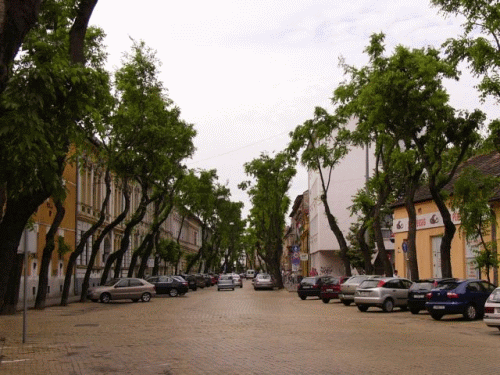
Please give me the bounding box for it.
[1,279,499,375]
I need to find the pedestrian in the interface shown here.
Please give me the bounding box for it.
[394,270,400,278]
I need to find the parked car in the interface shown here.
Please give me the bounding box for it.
[297,276,331,300]
[209,273,219,285]
[319,276,350,304]
[339,275,381,306]
[484,287,500,331]
[193,274,206,289]
[254,273,274,290]
[202,274,212,287]
[178,274,197,291]
[87,277,156,303]
[232,274,243,288]
[408,278,457,314]
[425,279,497,320]
[146,276,189,297]
[354,277,413,312]
[217,274,235,291]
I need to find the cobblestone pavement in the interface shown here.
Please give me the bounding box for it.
[1,280,499,375]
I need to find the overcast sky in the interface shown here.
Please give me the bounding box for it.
[90,0,499,220]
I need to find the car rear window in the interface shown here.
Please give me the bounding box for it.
[359,280,380,288]
[346,276,366,284]
[409,282,434,291]
[258,275,271,280]
[301,277,318,285]
[435,282,460,290]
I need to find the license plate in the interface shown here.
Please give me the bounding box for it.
[414,295,424,299]
[303,286,311,289]
[326,289,334,292]
[433,305,445,310]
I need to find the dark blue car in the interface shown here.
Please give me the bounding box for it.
[425,279,497,321]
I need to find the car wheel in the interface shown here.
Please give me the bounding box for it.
[410,308,420,315]
[400,306,408,312]
[322,298,330,304]
[357,305,369,312]
[141,292,151,302]
[192,287,197,291]
[169,288,179,297]
[240,285,243,288]
[342,300,351,306]
[463,304,478,320]
[430,312,443,320]
[382,299,394,312]
[497,327,500,331]
[100,293,111,303]
[300,295,306,300]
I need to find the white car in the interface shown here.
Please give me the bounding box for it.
[484,287,500,331]
[232,274,243,288]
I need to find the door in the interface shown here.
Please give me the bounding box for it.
[432,236,442,278]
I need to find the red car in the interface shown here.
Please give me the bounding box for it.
[320,276,350,304]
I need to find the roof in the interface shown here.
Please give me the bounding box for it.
[393,151,500,208]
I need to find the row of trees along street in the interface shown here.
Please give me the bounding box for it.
[1,1,500,313]
[0,0,246,315]
[253,1,500,285]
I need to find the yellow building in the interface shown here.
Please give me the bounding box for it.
[392,152,500,282]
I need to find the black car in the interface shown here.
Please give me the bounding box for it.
[146,276,189,297]
[193,274,206,289]
[178,274,197,291]
[408,278,457,314]
[297,276,332,300]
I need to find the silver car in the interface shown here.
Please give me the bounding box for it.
[87,277,156,303]
[354,277,413,312]
[253,273,274,290]
[217,275,235,291]
[232,274,243,288]
[339,275,381,306]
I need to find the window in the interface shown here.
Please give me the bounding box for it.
[129,279,143,287]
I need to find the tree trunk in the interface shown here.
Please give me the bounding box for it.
[68,0,98,65]
[322,197,352,276]
[429,185,455,278]
[404,193,419,281]
[0,189,50,313]
[35,198,65,309]
[61,168,111,306]
[0,0,42,95]
[101,190,151,283]
[0,253,24,315]
[138,232,156,278]
[80,177,129,301]
[356,225,374,274]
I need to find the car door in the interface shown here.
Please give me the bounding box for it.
[382,280,400,304]
[478,281,497,312]
[113,279,130,299]
[399,279,413,305]
[128,278,145,299]
[465,282,483,308]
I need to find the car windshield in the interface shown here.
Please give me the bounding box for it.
[220,275,232,280]
[359,280,380,289]
[103,278,121,286]
[324,277,339,285]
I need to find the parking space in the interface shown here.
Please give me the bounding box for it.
[1,281,499,374]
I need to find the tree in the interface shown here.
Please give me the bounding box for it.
[239,151,297,288]
[288,108,352,276]
[432,0,500,103]
[451,163,500,283]
[0,0,109,313]
[99,40,195,283]
[0,0,98,95]
[335,32,484,279]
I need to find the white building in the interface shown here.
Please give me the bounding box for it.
[308,117,388,276]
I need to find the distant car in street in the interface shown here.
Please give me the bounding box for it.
[146,276,189,297]
[232,274,243,288]
[425,279,497,320]
[178,274,198,291]
[193,274,206,289]
[87,277,155,303]
[339,275,382,306]
[407,278,457,314]
[484,287,500,331]
[218,274,235,291]
[246,269,256,279]
[354,277,413,312]
[319,276,350,303]
[254,273,274,290]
